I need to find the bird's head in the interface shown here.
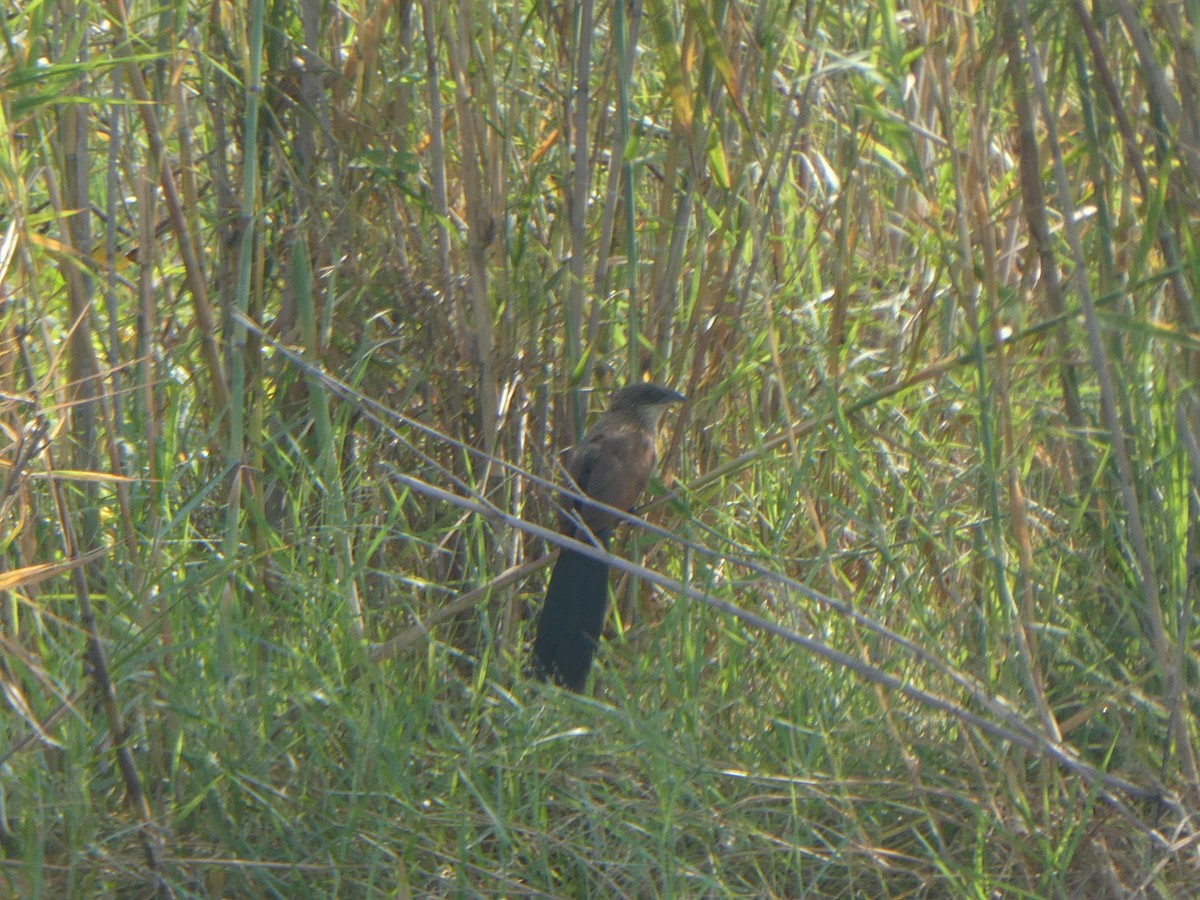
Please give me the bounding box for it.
[608,383,686,428]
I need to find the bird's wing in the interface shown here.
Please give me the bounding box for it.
[564,420,656,538]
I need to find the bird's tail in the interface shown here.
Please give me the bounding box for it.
[531,548,610,691]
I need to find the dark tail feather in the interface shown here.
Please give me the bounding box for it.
[531,549,610,691]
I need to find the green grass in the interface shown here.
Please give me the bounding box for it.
[3,0,1199,896]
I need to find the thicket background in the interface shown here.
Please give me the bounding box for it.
[3,0,1199,895]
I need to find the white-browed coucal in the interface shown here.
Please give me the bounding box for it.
[532,383,685,691]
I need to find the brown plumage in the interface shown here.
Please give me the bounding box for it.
[532,383,685,691]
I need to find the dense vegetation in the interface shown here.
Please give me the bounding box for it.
[3,0,1199,895]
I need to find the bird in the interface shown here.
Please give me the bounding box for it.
[532,382,686,691]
